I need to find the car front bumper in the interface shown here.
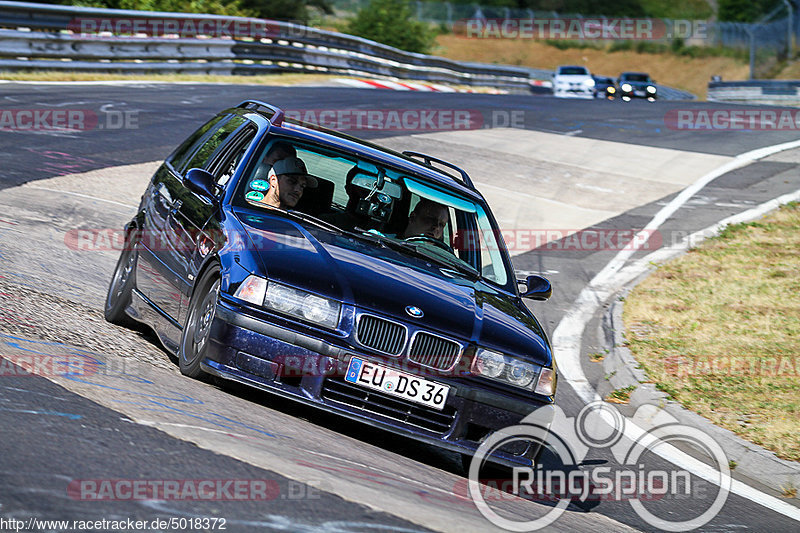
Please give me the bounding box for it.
[202,297,555,467]
[621,88,656,99]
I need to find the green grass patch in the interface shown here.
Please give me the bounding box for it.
[624,203,800,462]
[546,38,749,62]
[588,351,606,362]
[606,385,637,404]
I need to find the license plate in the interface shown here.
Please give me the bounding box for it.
[344,357,450,411]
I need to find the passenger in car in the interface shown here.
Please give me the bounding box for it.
[262,141,296,170]
[402,199,448,240]
[246,141,296,191]
[262,156,318,209]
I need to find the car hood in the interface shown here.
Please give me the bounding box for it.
[233,209,551,366]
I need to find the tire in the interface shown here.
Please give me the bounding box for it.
[104,234,138,327]
[179,265,220,379]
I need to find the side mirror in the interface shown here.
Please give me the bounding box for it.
[518,275,552,301]
[185,168,218,202]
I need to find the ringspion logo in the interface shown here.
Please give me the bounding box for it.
[468,402,731,531]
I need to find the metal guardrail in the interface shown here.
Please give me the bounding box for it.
[0,0,533,88]
[0,1,698,99]
[708,80,800,104]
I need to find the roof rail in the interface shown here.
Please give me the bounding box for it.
[236,100,285,126]
[402,151,474,189]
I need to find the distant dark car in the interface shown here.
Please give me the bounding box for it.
[618,72,657,101]
[593,76,617,99]
[104,100,556,469]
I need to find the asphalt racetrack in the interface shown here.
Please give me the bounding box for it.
[1,82,799,532]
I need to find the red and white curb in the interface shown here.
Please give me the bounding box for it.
[530,79,553,88]
[334,78,507,94]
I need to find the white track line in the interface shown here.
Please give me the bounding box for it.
[552,139,800,521]
[23,186,137,209]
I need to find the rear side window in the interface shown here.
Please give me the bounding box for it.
[185,115,248,172]
[167,115,226,173]
[212,126,257,188]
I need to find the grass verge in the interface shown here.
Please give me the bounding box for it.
[433,34,750,99]
[623,202,800,462]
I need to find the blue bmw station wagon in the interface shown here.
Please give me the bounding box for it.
[105,100,556,468]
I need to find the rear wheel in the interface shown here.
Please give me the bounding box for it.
[104,233,138,327]
[179,265,220,379]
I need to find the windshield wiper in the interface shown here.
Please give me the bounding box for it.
[283,210,343,235]
[370,235,481,280]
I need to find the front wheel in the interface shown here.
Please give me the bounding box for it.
[104,235,138,327]
[179,265,220,379]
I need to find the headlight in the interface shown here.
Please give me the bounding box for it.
[473,349,505,378]
[472,348,552,394]
[607,87,616,93]
[265,282,340,329]
[585,78,595,87]
[265,282,303,313]
[507,359,537,388]
[234,276,341,329]
[621,83,632,92]
[301,293,338,324]
[646,85,657,94]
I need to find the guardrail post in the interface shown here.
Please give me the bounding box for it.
[748,26,756,79]
[783,0,795,56]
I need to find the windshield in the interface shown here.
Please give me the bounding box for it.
[621,73,650,82]
[232,137,513,288]
[558,66,589,75]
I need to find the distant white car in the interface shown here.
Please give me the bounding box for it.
[552,65,596,99]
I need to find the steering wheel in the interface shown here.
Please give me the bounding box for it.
[404,235,454,254]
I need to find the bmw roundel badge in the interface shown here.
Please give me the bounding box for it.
[405,306,424,318]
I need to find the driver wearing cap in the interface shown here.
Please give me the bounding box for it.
[263,156,318,209]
